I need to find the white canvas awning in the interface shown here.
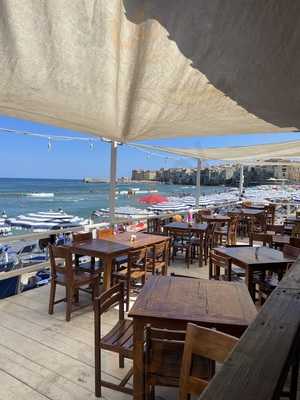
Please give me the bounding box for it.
[131,140,300,161]
[0,1,299,142]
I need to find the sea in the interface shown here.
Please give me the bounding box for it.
[0,178,232,219]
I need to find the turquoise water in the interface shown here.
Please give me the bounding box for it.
[0,178,231,219]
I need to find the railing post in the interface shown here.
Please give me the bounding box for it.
[195,159,201,209]
[109,141,118,223]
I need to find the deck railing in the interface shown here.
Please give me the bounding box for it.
[0,211,181,283]
[199,259,300,400]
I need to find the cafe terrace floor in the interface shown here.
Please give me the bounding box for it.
[0,257,299,400]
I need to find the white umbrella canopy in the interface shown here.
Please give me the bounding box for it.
[0,0,299,142]
[132,140,300,161]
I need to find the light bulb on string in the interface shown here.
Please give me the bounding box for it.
[89,141,95,151]
[48,137,52,152]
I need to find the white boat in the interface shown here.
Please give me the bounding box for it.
[25,192,55,198]
[7,210,88,232]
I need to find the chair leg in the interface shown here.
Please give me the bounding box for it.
[66,286,73,322]
[95,345,102,398]
[126,278,130,312]
[119,354,125,368]
[48,281,56,315]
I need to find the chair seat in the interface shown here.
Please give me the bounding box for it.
[113,268,146,280]
[146,261,166,272]
[101,319,133,358]
[215,228,227,235]
[76,260,104,273]
[55,270,99,285]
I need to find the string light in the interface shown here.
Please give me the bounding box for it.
[89,141,95,151]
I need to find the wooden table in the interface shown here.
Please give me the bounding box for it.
[271,234,290,249]
[68,232,168,289]
[201,215,231,223]
[230,208,265,217]
[163,221,207,234]
[214,246,295,299]
[129,275,257,400]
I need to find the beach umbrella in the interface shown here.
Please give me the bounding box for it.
[138,194,168,204]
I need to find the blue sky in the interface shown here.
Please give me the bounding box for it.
[0,115,299,179]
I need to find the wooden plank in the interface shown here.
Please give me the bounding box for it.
[0,369,49,400]
[0,345,97,400]
[199,261,300,400]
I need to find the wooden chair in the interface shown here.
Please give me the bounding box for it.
[112,247,147,311]
[179,323,238,400]
[215,215,239,246]
[195,209,211,223]
[48,245,100,321]
[289,237,300,248]
[265,203,276,225]
[203,222,216,265]
[291,222,300,238]
[96,228,114,239]
[209,251,234,281]
[254,245,300,305]
[147,240,169,276]
[249,232,273,247]
[94,282,133,397]
[147,217,162,234]
[266,224,285,235]
[145,325,213,400]
[72,231,104,274]
[171,229,192,268]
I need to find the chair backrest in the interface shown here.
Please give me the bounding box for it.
[289,237,300,248]
[266,224,284,234]
[205,222,216,237]
[147,217,161,233]
[179,323,238,400]
[227,215,239,244]
[209,251,232,280]
[145,325,186,387]
[283,244,300,259]
[96,228,114,239]
[145,325,213,390]
[49,245,74,282]
[195,209,211,223]
[291,222,300,238]
[73,231,92,243]
[153,240,167,262]
[249,232,273,247]
[128,247,147,271]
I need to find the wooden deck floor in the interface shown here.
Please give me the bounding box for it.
[0,259,208,400]
[0,257,298,399]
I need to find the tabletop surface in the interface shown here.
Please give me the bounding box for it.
[164,222,207,231]
[202,215,231,221]
[230,208,265,216]
[271,234,290,244]
[69,232,168,255]
[215,246,295,266]
[129,275,257,327]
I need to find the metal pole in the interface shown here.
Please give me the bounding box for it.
[109,141,118,222]
[239,164,244,195]
[195,159,201,208]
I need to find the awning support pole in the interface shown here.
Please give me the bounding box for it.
[109,141,118,223]
[239,164,244,195]
[195,159,201,208]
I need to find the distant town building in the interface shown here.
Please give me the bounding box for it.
[131,160,300,186]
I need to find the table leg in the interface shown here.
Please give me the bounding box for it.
[103,255,113,290]
[133,319,145,400]
[246,266,255,300]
